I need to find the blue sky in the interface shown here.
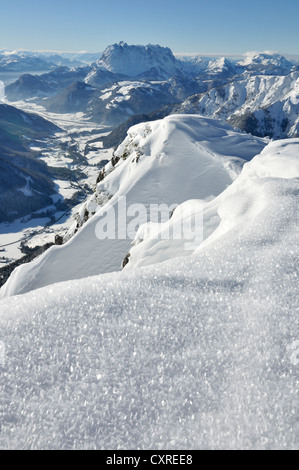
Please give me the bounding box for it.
[0,0,298,55]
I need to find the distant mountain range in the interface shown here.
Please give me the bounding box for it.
[3,42,299,139]
[0,51,89,73]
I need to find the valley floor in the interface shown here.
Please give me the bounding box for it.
[0,100,113,268]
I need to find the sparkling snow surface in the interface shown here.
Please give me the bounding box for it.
[0,123,298,449]
[0,182,298,449]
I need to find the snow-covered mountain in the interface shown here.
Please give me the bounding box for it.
[173,72,299,138]
[183,56,237,78]
[39,77,202,126]
[205,57,236,77]
[0,119,297,450]
[0,115,267,297]
[87,78,203,126]
[96,41,183,78]
[237,52,294,75]
[83,67,129,88]
[4,45,298,139]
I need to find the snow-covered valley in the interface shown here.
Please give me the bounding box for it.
[0,101,113,276]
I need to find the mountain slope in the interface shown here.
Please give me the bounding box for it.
[237,52,294,75]
[0,115,267,297]
[44,81,96,113]
[174,72,299,138]
[5,73,57,101]
[0,104,61,222]
[85,79,197,126]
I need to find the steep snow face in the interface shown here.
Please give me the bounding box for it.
[96,42,183,77]
[176,73,299,138]
[0,115,267,298]
[0,141,297,449]
[125,138,299,270]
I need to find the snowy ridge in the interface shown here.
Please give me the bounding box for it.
[0,115,267,298]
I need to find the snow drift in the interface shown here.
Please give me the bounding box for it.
[125,138,299,269]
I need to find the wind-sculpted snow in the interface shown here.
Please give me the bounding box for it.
[0,165,298,448]
[0,115,267,298]
[124,137,299,269]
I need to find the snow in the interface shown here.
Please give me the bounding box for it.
[97,42,181,77]
[17,178,34,197]
[238,52,293,74]
[0,112,298,449]
[102,81,157,109]
[0,143,298,448]
[99,91,112,101]
[125,137,299,270]
[0,115,267,297]
[177,72,299,138]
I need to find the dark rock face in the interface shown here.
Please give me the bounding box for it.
[122,253,130,269]
[55,234,64,246]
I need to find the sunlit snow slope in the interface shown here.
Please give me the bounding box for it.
[0,115,266,298]
[0,138,298,449]
[125,138,299,269]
